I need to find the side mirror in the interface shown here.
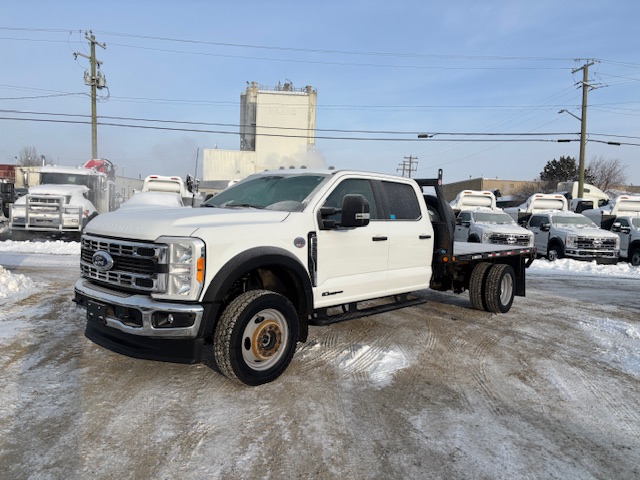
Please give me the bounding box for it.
[340,194,370,228]
[540,223,551,232]
[612,222,622,232]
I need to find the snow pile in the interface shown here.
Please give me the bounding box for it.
[0,265,35,299]
[529,258,639,279]
[0,240,80,255]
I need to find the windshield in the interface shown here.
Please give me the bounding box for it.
[553,215,597,228]
[473,212,516,225]
[203,174,329,211]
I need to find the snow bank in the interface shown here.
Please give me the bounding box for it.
[529,258,639,279]
[0,240,80,255]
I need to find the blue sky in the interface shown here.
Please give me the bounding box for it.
[1,1,640,185]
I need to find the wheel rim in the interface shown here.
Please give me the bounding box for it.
[548,249,558,261]
[500,273,514,306]
[241,308,289,371]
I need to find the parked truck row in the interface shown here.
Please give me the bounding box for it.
[73,169,535,385]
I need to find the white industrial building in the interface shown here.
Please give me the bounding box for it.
[202,81,320,190]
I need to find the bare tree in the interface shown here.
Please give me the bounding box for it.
[510,181,544,204]
[587,155,627,191]
[17,146,40,166]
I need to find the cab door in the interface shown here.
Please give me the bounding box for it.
[615,218,631,258]
[454,211,472,242]
[314,178,389,308]
[528,214,550,255]
[379,180,432,294]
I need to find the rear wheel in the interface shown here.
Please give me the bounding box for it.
[484,264,515,313]
[213,290,299,386]
[630,247,640,266]
[469,262,492,311]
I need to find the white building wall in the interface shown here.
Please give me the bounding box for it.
[203,83,319,182]
[203,149,258,182]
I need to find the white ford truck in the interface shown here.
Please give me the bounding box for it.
[526,211,620,264]
[451,190,533,247]
[74,169,535,385]
[582,195,640,266]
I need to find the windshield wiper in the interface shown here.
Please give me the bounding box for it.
[223,203,265,209]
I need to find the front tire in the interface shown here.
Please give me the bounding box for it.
[630,247,640,267]
[484,264,515,313]
[547,242,564,262]
[213,290,299,386]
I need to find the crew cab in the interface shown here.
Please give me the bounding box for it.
[527,211,619,264]
[74,169,535,385]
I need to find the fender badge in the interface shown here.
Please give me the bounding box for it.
[293,237,306,248]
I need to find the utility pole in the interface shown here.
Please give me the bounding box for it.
[74,31,107,160]
[572,60,596,199]
[397,155,418,178]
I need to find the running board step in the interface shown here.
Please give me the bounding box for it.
[309,294,428,326]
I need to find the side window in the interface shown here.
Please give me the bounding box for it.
[618,218,629,227]
[462,212,472,223]
[323,179,379,222]
[381,181,421,220]
[528,215,542,228]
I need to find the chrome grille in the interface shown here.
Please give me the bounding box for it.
[80,235,168,292]
[575,236,618,250]
[489,233,531,246]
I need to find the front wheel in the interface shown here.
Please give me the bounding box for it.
[484,264,515,313]
[213,290,299,386]
[547,243,564,262]
[630,247,640,267]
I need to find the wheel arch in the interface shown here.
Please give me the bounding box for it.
[202,246,313,340]
[548,237,565,250]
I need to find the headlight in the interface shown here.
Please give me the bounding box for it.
[528,234,534,247]
[482,231,491,242]
[615,236,620,249]
[566,235,576,248]
[153,237,205,301]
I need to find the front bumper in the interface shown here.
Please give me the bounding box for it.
[565,249,619,264]
[74,278,212,363]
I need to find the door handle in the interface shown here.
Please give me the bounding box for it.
[372,236,388,242]
[419,234,432,239]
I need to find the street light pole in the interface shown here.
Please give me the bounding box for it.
[572,61,595,199]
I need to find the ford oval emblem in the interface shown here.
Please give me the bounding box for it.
[92,251,114,272]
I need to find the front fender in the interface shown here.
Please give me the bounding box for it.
[201,246,314,337]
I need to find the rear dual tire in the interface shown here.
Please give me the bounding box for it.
[469,262,515,313]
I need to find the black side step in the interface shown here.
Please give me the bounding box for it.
[309,294,428,326]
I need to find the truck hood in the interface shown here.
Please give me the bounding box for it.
[553,226,619,239]
[85,206,290,241]
[475,224,531,236]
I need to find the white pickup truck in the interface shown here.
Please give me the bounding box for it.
[451,190,533,247]
[527,211,620,264]
[74,169,535,385]
[508,193,619,264]
[582,195,640,266]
